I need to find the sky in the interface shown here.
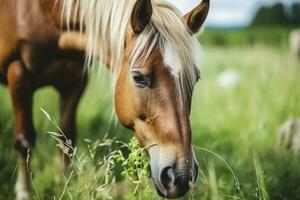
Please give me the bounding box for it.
[168,0,300,28]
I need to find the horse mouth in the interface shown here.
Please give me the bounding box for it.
[153,175,191,199]
[148,145,198,199]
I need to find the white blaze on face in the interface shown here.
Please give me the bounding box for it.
[166,0,200,15]
[164,44,181,77]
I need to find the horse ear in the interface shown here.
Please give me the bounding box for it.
[183,0,210,34]
[131,0,153,35]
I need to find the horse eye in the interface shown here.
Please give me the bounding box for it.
[131,71,150,88]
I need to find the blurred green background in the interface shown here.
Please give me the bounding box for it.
[1,1,300,199]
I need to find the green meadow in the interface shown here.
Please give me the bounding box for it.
[1,27,300,199]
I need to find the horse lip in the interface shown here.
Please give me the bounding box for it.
[148,145,168,197]
[153,177,168,197]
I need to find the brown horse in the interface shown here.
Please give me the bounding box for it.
[0,0,89,199]
[0,0,209,199]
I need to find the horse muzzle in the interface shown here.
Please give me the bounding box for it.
[148,145,199,199]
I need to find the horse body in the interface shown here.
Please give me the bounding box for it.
[0,0,84,87]
[0,0,210,199]
[0,1,87,199]
[0,0,17,78]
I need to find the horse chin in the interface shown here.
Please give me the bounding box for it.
[155,185,182,199]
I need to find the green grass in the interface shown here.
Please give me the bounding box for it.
[1,28,300,199]
[200,26,293,48]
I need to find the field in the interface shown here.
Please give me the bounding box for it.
[1,27,300,199]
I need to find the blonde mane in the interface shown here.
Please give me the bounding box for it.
[62,0,201,103]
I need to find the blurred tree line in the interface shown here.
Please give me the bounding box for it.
[200,2,300,47]
[251,2,300,26]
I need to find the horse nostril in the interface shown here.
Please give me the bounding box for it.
[175,176,190,196]
[160,167,175,189]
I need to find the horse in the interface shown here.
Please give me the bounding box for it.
[0,0,88,199]
[0,0,209,199]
